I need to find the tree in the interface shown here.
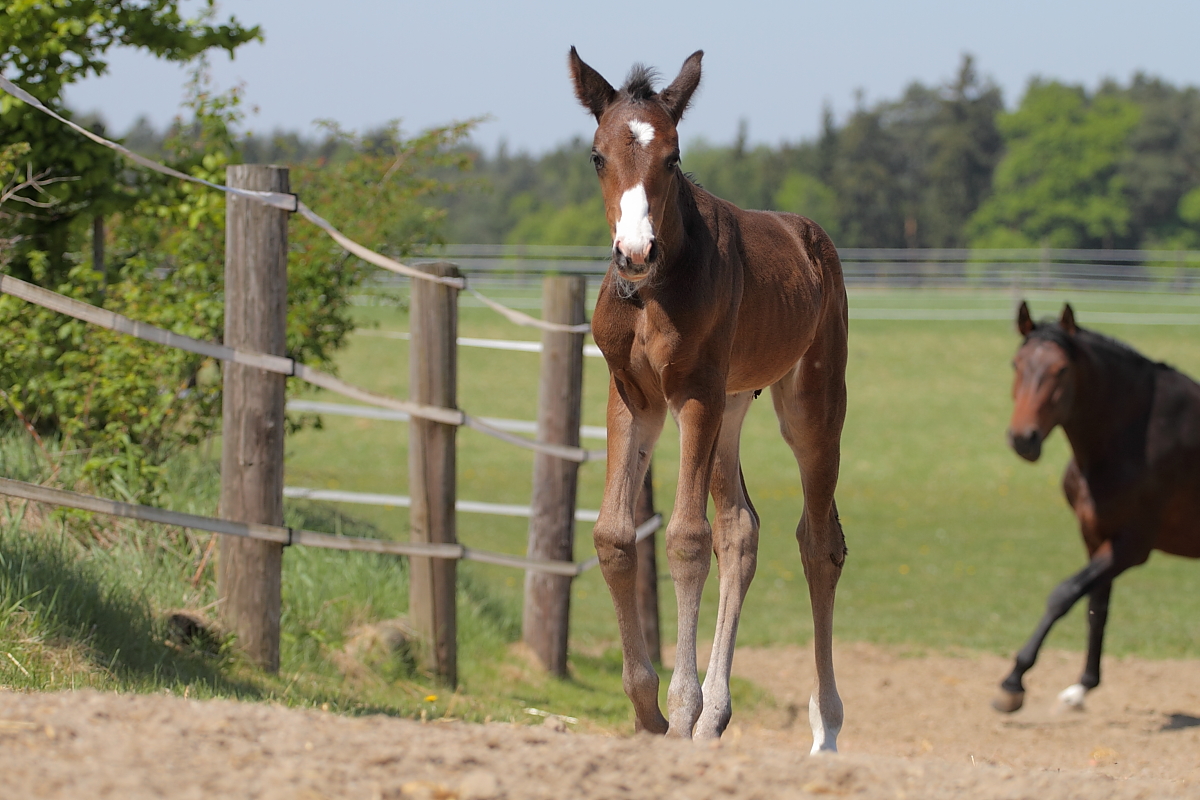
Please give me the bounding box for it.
[1117,75,1200,248]
[968,80,1140,249]
[0,0,259,282]
[920,56,1004,248]
[0,58,474,500]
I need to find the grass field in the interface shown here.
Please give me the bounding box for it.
[285,285,1200,660]
[3,283,1199,729]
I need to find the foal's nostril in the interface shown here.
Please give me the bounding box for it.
[646,240,658,264]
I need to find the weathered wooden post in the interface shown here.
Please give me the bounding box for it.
[218,164,289,672]
[409,261,461,685]
[634,466,661,664]
[522,274,586,675]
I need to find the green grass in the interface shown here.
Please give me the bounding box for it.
[0,434,653,729]
[289,287,1200,660]
[3,285,1199,730]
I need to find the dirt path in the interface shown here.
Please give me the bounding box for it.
[721,642,1200,786]
[1,643,1197,799]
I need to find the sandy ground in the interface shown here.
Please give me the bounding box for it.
[1,642,1197,799]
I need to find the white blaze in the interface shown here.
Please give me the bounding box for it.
[628,119,655,146]
[614,183,654,260]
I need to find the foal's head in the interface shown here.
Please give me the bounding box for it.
[568,47,702,284]
[1008,302,1080,462]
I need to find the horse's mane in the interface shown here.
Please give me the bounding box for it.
[621,64,660,102]
[1026,320,1170,373]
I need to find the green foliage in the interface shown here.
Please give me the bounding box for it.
[773,172,840,240]
[441,138,604,244]
[1118,76,1200,248]
[968,81,1142,248]
[0,0,260,281]
[437,55,1005,250]
[505,193,609,246]
[0,60,475,500]
[682,123,795,211]
[286,119,475,363]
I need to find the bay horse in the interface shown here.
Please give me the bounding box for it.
[994,302,1200,713]
[569,48,849,752]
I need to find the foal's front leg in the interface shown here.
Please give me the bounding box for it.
[594,376,667,733]
[665,387,725,738]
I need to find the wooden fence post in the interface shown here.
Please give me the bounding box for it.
[218,164,289,672]
[409,261,460,685]
[634,465,661,664]
[522,274,586,675]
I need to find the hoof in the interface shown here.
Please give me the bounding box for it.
[1055,683,1087,711]
[634,710,669,735]
[991,690,1024,713]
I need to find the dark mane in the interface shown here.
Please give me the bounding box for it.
[621,64,660,102]
[1026,319,1168,372]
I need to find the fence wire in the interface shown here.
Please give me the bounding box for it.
[0,274,601,462]
[0,75,588,334]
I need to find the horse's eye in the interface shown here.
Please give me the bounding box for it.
[590,151,605,170]
[666,153,680,170]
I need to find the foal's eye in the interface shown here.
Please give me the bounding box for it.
[590,151,605,171]
[665,153,680,170]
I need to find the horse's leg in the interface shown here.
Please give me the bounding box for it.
[594,375,667,733]
[1057,459,1110,710]
[664,384,725,739]
[992,548,1114,712]
[1057,580,1112,709]
[772,329,848,754]
[694,391,757,740]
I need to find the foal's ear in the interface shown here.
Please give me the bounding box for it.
[1016,301,1034,336]
[1059,304,1078,336]
[569,46,616,123]
[660,50,703,123]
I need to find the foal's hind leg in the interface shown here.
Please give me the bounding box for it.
[694,391,758,740]
[772,342,848,754]
[664,383,726,738]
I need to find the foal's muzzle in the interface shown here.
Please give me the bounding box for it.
[1007,428,1043,462]
[612,240,658,281]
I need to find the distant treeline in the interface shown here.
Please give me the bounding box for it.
[437,56,1200,252]
[114,56,1200,252]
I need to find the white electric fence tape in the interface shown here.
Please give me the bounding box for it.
[0,74,589,333]
[0,477,660,576]
[0,274,599,462]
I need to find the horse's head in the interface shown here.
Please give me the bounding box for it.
[1008,302,1079,462]
[568,47,702,284]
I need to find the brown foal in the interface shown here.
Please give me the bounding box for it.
[569,48,849,751]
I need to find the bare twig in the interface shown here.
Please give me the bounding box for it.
[190,533,217,587]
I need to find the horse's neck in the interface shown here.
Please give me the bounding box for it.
[1062,338,1156,473]
[659,179,726,272]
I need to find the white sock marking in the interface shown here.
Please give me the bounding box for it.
[809,694,839,754]
[1058,683,1087,709]
[628,119,655,147]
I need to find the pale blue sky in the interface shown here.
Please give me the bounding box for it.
[64,0,1200,154]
